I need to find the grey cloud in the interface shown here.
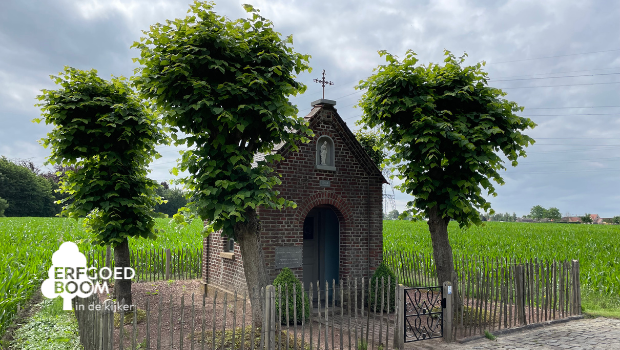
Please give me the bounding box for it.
[1,0,619,217]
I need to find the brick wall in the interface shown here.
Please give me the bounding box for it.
[203,103,385,292]
[203,231,247,293]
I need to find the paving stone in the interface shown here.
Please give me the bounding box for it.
[405,317,620,349]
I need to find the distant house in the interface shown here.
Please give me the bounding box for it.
[590,214,604,224]
[562,216,582,223]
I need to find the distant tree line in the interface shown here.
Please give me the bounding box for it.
[0,157,188,218]
[383,209,415,221]
[0,157,64,217]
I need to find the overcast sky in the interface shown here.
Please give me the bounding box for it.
[1,0,619,218]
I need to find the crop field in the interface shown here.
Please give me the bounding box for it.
[2,217,619,335]
[384,220,620,296]
[0,217,203,336]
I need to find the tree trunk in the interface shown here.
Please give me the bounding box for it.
[114,238,132,307]
[235,209,269,327]
[427,205,460,312]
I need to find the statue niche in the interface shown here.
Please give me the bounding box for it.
[316,136,335,170]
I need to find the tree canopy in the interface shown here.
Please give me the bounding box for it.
[354,129,386,169]
[357,50,536,228]
[529,205,561,220]
[132,1,312,237]
[530,205,547,220]
[35,67,164,245]
[357,49,536,294]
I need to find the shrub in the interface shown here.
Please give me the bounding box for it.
[368,263,397,312]
[273,268,310,325]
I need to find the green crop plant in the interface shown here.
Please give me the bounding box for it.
[0,217,203,337]
[383,220,620,297]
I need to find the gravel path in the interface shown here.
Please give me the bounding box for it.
[404,317,620,349]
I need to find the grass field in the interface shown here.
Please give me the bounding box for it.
[383,220,620,316]
[0,217,203,337]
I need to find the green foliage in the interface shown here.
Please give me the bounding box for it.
[368,263,396,312]
[530,205,547,220]
[581,214,593,224]
[357,50,536,227]
[155,184,188,217]
[35,67,165,246]
[386,210,399,220]
[0,157,57,217]
[132,1,312,237]
[613,216,620,224]
[546,207,561,220]
[273,268,310,324]
[354,129,386,169]
[0,197,8,217]
[529,205,561,221]
[383,220,620,296]
[10,298,80,350]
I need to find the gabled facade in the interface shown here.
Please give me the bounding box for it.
[202,99,387,293]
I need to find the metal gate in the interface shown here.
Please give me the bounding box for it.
[403,286,444,342]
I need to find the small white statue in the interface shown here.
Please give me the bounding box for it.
[320,141,328,165]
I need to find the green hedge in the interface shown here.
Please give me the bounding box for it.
[273,268,310,325]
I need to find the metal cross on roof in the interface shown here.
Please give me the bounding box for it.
[313,69,334,99]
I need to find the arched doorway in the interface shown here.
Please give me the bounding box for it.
[302,206,340,290]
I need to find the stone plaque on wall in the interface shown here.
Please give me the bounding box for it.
[320,180,330,187]
[275,246,303,269]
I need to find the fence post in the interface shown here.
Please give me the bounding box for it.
[443,281,453,343]
[572,260,581,315]
[165,249,171,280]
[263,285,275,350]
[515,264,526,325]
[394,284,404,350]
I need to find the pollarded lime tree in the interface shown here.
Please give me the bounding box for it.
[357,50,536,291]
[132,1,312,325]
[35,67,165,306]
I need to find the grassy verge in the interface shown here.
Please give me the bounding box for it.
[9,298,81,350]
[582,287,620,319]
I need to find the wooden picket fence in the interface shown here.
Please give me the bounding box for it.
[85,247,202,282]
[73,278,398,350]
[384,251,582,340]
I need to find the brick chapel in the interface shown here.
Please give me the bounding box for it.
[202,99,387,293]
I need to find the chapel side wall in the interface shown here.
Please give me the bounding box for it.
[202,231,247,293]
[259,107,384,285]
